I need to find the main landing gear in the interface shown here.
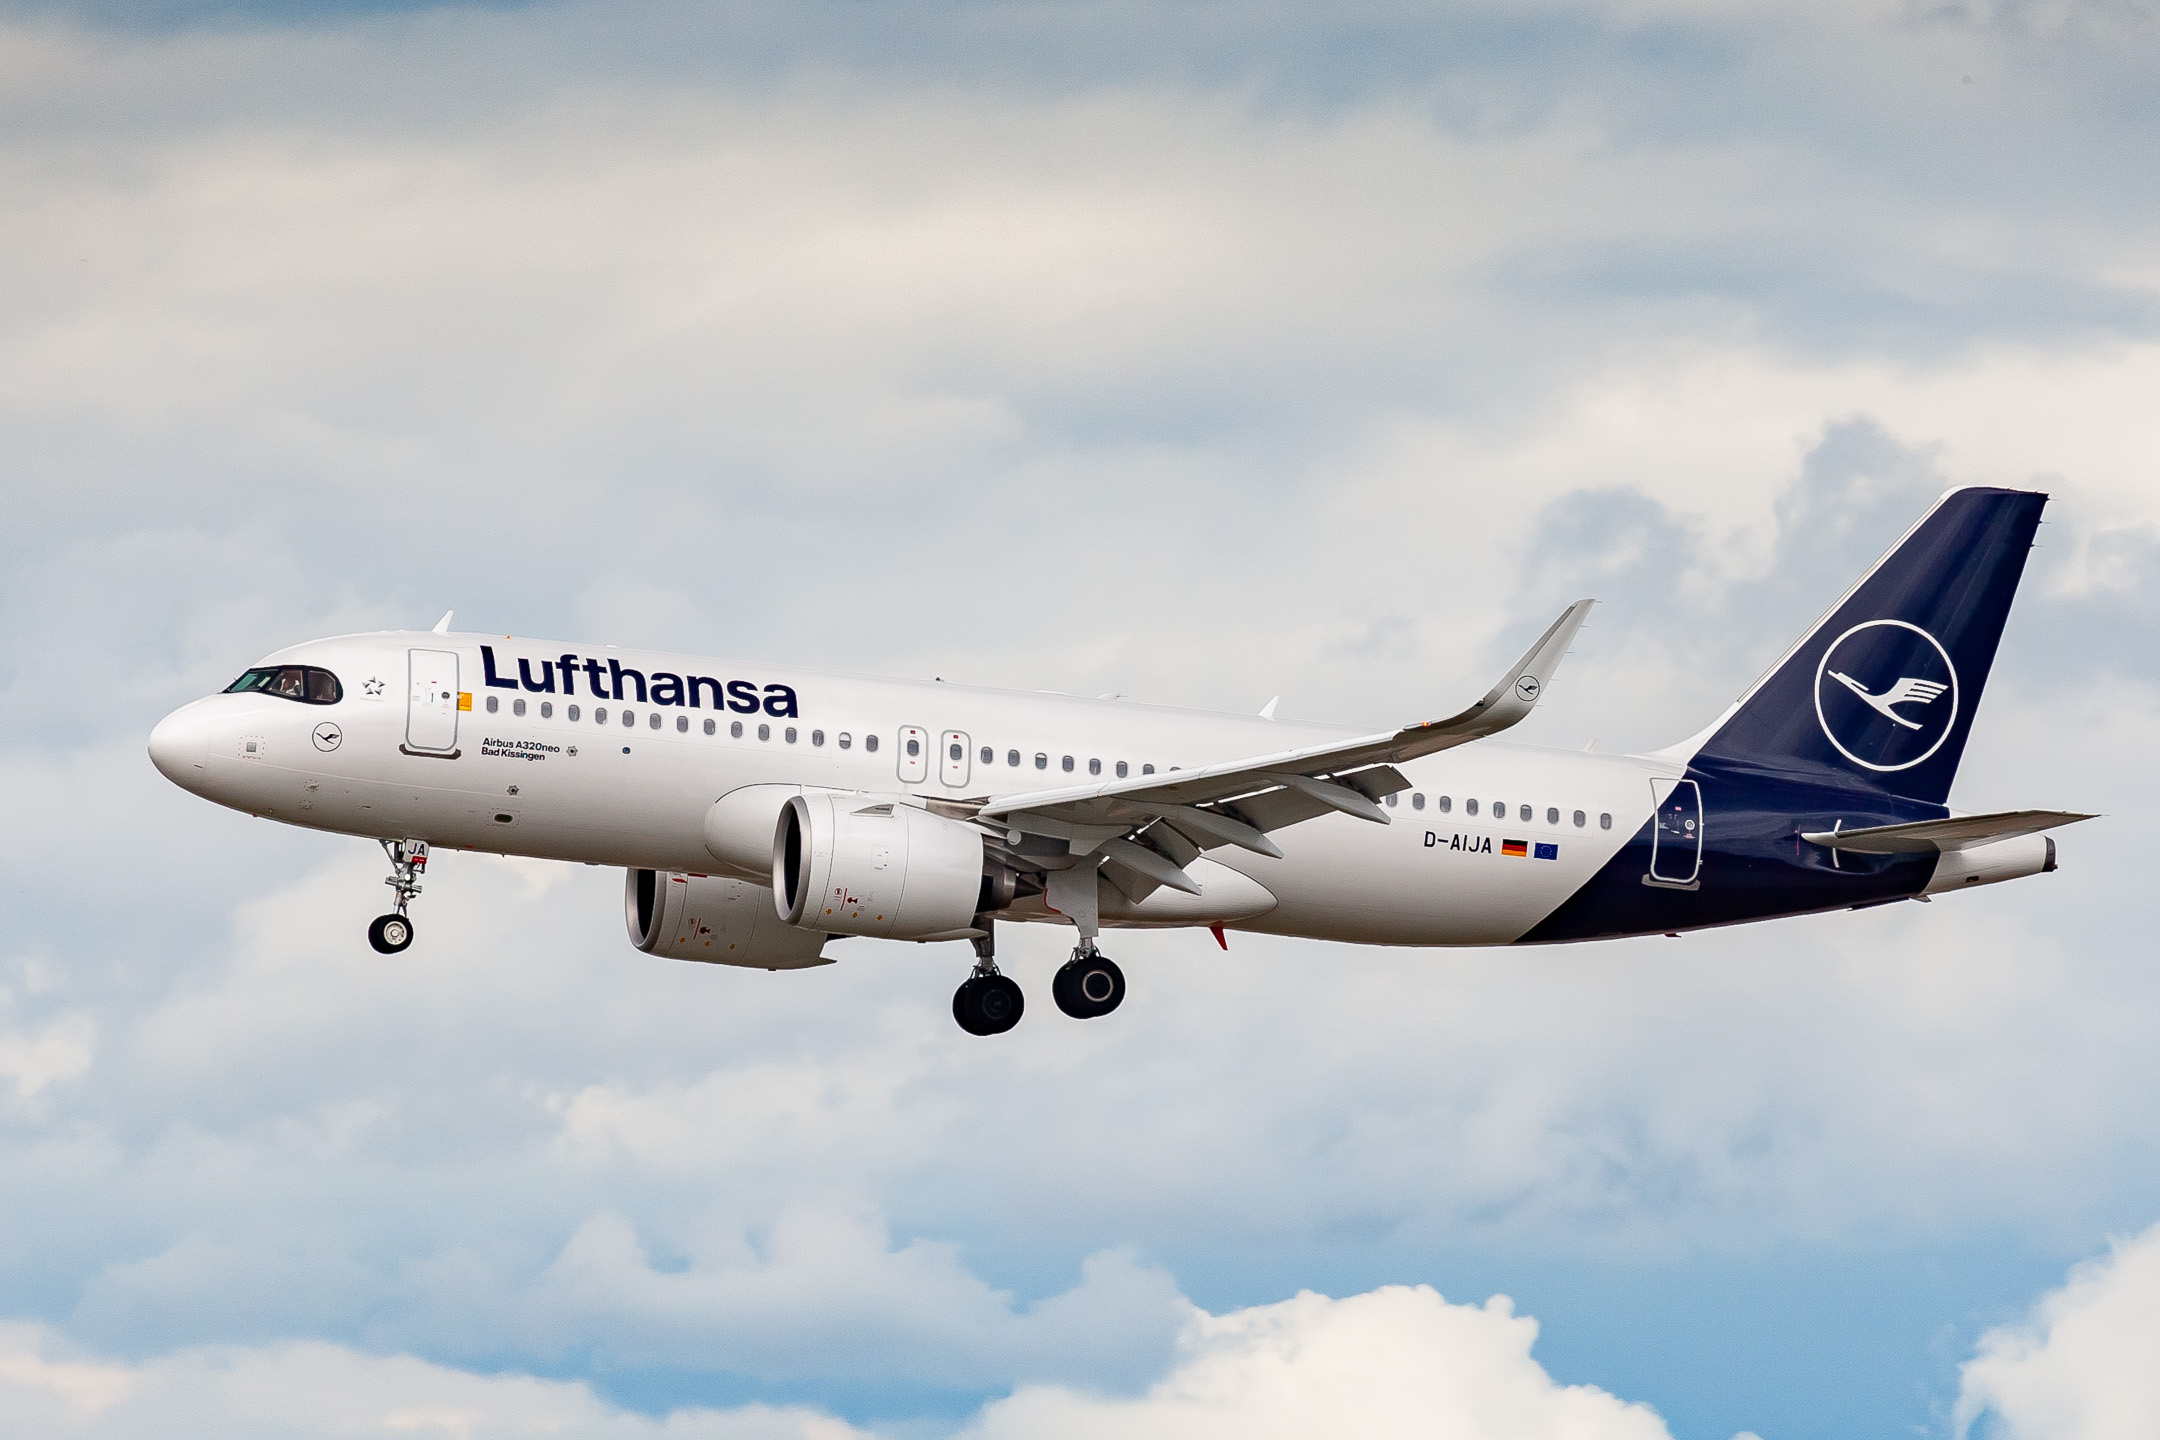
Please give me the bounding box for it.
[1052,940,1125,1020]
[368,838,427,954]
[949,923,1128,1035]
[953,924,1023,1036]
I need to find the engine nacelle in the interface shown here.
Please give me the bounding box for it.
[625,868,832,969]
[774,793,986,940]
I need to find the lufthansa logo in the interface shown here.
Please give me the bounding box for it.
[1813,620,1958,773]
[312,722,343,752]
[1514,676,1542,702]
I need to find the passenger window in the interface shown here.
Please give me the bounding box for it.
[704,718,716,736]
[866,734,879,752]
[1116,761,1128,778]
[596,707,609,724]
[980,746,992,764]
[1142,764,1155,775]
[758,724,771,741]
[1573,809,1585,827]
[812,730,825,747]
[650,712,662,730]
[1412,793,1425,810]
[951,742,964,761]
[1385,793,1397,807]
[675,715,687,733]
[1007,750,1020,766]
[1466,798,1479,816]
[540,701,553,719]
[485,695,499,713]
[1547,807,1558,824]
[569,705,582,722]
[1088,758,1101,776]
[838,731,851,749]
[1520,804,1532,822]
[514,698,527,717]
[731,720,744,738]
[785,727,797,743]
[906,737,921,757]
[623,709,635,727]
[1600,813,1613,830]
[1035,753,1048,770]
[1438,795,1452,813]
[1062,755,1075,772]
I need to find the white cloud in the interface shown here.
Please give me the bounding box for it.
[967,1285,1674,1440]
[1956,1220,2160,1440]
[0,1322,856,1440]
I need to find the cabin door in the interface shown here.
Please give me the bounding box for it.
[1647,778,1702,887]
[406,649,462,754]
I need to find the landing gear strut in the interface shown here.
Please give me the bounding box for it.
[1053,939,1125,1019]
[368,838,427,954]
[953,921,1023,1036]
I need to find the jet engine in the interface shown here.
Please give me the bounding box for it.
[773,792,987,940]
[625,868,832,969]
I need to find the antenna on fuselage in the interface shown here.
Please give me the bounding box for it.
[432,611,454,634]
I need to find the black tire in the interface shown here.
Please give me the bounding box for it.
[954,974,1023,1035]
[368,913,414,954]
[1053,953,1125,1019]
[953,978,989,1035]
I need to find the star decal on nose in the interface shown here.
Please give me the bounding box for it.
[363,677,385,697]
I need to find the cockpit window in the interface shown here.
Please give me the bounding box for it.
[225,666,343,704]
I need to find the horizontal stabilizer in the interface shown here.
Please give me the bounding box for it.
[1802,809,2094,855]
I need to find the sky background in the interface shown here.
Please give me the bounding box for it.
[3,1,2159,1437]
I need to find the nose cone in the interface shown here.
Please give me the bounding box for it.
[148,699,219,790]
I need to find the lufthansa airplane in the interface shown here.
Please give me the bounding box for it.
[150,488,2087,1035]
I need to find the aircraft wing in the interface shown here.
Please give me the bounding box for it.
[1801,809,2095,855]
[974,601,1594,886]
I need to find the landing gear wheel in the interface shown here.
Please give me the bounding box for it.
[953,974,1024,1036]
[1053,949,1125,1019]
[368,913,414,954]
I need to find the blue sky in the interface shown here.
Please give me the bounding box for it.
[2,2,2159,1437]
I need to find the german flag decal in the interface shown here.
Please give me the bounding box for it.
[1501,839,1529,857]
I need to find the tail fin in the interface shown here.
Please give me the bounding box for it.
[1688,486,2045,805]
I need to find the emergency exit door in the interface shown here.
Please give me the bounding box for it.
[406,649,462,755]
[940,731,971,787]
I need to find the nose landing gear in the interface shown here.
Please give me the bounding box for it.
[368,838,427,954]
[1053,940,1125,1019]
[953,922,1023,1036]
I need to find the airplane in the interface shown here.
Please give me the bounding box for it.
[148,486,2090,1035]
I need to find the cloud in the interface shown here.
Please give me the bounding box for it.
[1956,1219,2160,1439]
[967,1285,1673,1440]
[0,1321,857,1440]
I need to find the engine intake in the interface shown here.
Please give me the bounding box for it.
[626,868,831,969]
[774,793,986,939]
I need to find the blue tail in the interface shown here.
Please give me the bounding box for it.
[1690,486,2045,806]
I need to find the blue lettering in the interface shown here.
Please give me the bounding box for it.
[480,645,519,690]
[557,655,579,696]
[518,657,556,693]
[762,684,799,718]
[687,676,724,709]
[650,672,684,706]
[609,660,648,704]
[726,680,761,714]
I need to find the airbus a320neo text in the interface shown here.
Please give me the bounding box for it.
[150,488,2087,1035]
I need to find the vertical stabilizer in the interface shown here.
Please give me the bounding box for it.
[1689,486,2045,806]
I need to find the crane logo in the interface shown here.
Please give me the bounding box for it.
[1813,620,1959,773]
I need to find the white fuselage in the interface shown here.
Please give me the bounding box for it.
[150,630,1676,946]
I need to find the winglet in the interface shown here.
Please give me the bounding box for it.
[432,610,454,634]
[1395,599,1594,755]
[1258,696,1280,721]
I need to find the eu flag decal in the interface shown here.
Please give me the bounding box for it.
[1534,842,1559,860]
[1501,839,1528,858]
